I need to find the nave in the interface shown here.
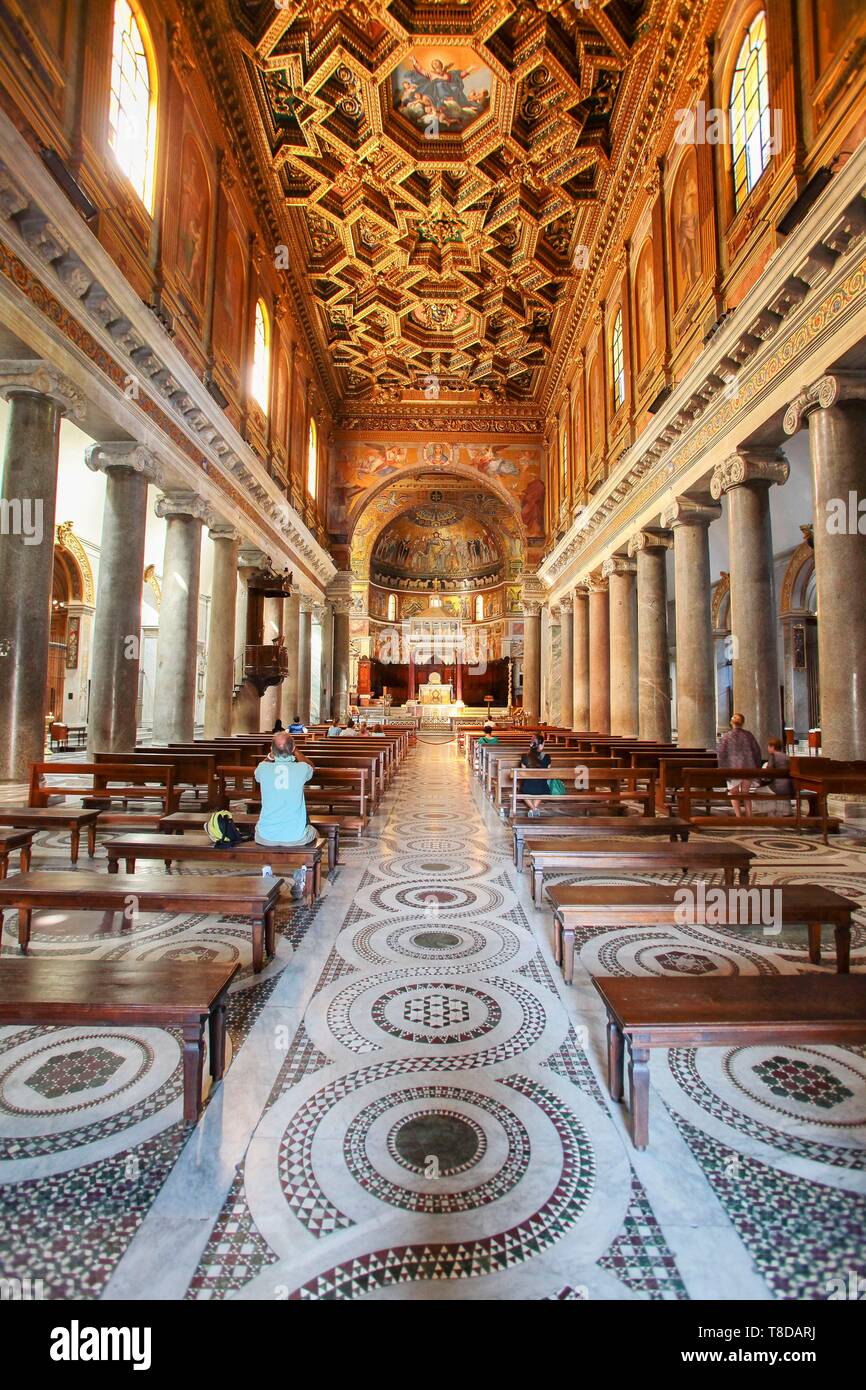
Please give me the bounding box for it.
[3,740,866,1302]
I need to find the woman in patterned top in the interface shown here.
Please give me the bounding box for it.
[716,713,762,818]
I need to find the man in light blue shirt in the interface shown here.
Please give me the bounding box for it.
[326,719,342,737]
[254,733,316,845]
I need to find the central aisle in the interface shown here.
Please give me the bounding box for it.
[108,740,781,1300]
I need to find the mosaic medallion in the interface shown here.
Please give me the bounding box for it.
[371,982,501,1045]
[388,1110,486,1175]
[411,930,463,950]
[27,1046,125,1099]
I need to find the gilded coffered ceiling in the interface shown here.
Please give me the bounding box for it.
[211,0,659,415]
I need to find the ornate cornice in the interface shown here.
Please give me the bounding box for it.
[0,358,85,419]
[85,441,163,484]
[711,447,790,498]
[783,371,866,435]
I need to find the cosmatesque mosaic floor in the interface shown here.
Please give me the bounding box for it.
[1,741,866,1301]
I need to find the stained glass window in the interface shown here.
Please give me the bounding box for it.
[252,300,270,413]
[387,594,397,622]
[108,0,157,212]
[730,11,772,212]
[307,417,318,496]
[475,594,484,622]
[611,310,625,412]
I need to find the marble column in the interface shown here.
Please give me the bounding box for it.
[559,594,574,728]
[85,443,163,753]
[628,529,673,743]
[602,555,638,736]
[316,602,333,723]
[203,524,239,737]
[331,605,351,720]
[297,595,313,723]
[152,492,209,743]
[259,593,284,730]
[280,588,300,722]
[0,362,84,780]
[522,601,542,721]
[660,495,721,749]
[712,449,789,750]
[785,373,866,758]
[587,574,610,733]
[232,547,266,733]
[572,585,590,729]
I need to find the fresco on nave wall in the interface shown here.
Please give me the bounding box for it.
[330,438,546,542]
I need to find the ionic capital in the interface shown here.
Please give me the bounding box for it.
[627,528,673,557]
[208,523,240,543]
[784,371,866,435]
[710,447,789,498]
[601,554,637,579]
[86,441,163,485]
[0,359,85,420]
[155,490,211,523]
[659,495,722,530]
[238,546,269,570]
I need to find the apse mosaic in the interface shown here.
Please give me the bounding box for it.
[371,510,502,587]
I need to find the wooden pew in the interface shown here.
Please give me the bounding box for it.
[592,973,866,1148]
[491,753,622,809]
[96,749,219,808]
[550,882,857,984]
[0,871,284,974]
[676,766,841,835]
[217,763,370,828]
[0,807,100,863]
[789,757,866,844]
[526,837,755,905]
[104,833,325,903]
[510,766,656,818]
[511,815,690,870]
[158,810,340,871]
[0,958,239,1124]
[28,762,176,823]
[0,829,34,877]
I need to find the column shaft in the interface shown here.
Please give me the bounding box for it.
[573,589,590,729]
[332,608,350,720]
[281,591,300,721]
[559,598,574,728]
[588,582,610,733]
[259,594,283,730]
[605,560,638,736]
[0,388,67,779]
[297,601,312,722]
[203,528,238,737]
[88,460,150,751]
[663,500,721,749]
[522,608,541,721]
[630,535,672,743]
[152,500,204,743]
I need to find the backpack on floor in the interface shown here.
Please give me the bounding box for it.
[204,811,253,848]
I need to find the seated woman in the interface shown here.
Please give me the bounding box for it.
[519,737,551,817]
[761,735,795,815]
[254,732,317,848]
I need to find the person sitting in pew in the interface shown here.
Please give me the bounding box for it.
[326,718,342,738]
[288,713,307,734]
[272,718,285,733]
[255,733,317,868]
[520,736,551,817]
[340,718,359,737]
[760,735,795,815]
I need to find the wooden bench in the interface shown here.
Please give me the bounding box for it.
[99,749,220,808]
[0,958,238,1124]
[28,762,177,824]
[104,833,325,903]
[491,753,622,809]
[511,815,692,870]
[157,811,341,871]
[510,766,657,818]
[526,837,756,906]
[550,881,857,983]
[676,766,841,836]
[217,763,369,826]
[0,807,100,863]
[0,829,34,877]
[0,872,284,974]
[592,973,866,1148]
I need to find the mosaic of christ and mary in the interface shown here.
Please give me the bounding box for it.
[392,48,493,134]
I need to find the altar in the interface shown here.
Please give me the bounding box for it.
[418,673,453,704]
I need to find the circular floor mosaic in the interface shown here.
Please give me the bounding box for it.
[371,982,502,1045]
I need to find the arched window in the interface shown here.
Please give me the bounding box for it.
[610,310,625,412]
[307,417,318,496]
[474,594,484,622]
[386,593,397,622]
[252,299,270,413]
[730,11,771,212]
[108,0,158,212]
